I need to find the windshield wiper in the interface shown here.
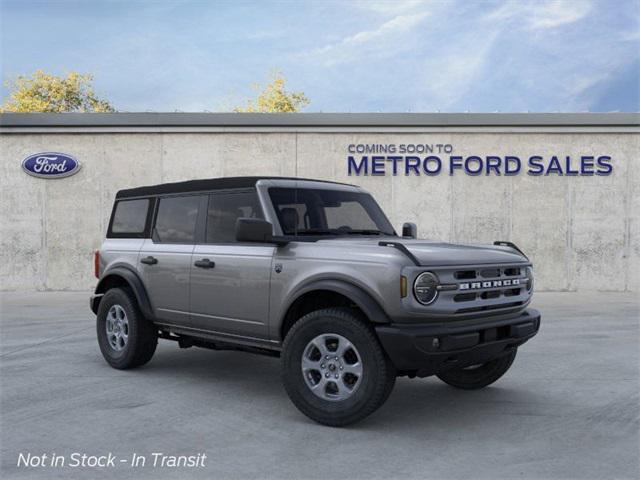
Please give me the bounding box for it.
[340,229,387,235]
[292,229,338,235]
[290,228,391,236]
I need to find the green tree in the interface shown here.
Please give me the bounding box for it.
[234,72,309,113]
[1,70,115,113]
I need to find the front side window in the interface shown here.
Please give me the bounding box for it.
[268,188,395,237]
[206,191,263,243]
[110,199,149,235]
[154,196,200,243]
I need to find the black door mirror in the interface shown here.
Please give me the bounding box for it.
[236,218,289,245]
[402,222,417,239]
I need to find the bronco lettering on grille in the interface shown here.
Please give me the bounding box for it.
[459,279,520,290]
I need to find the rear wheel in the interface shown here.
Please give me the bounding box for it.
[96,288,157,369]
[436,349,517,390]
[282,308,396,427]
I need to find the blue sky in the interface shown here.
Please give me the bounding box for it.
[1,0,638,112]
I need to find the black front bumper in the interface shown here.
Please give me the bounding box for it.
[375,308,541,377]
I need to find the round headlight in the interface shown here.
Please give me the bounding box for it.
[525,266,534,293]
[414,272,439,305]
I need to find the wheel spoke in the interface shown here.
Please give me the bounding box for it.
[311,338,330,358]
[336,338,354,359]
[312,376,327,391]
[343,362,363,377]
[328,381,350,400]
[341,376,355,392]
[301,355,320,372]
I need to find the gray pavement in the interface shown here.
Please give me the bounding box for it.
[1,291,638,480]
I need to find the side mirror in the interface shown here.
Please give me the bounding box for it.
[236,218,289,245]
[402,222,417,239]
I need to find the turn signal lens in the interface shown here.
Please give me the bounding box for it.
[400,276,408,298]
[94,250,100,279]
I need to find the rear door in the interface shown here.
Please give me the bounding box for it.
[139,194,205,325]
[189,189,274,339]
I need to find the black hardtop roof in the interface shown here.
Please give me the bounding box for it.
[115,176,355,199]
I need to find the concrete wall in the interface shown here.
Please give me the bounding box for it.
[1,130,638,291]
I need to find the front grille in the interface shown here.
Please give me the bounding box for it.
[480,268,501,278]
[454,293,476,302]
[455,270,476,280]
[448,264,529,313]
[415,263,532,317]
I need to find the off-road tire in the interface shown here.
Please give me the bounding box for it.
[96,287,157,369]
[282,308,396,427]
[436,349,517,390]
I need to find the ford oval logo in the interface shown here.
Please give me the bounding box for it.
[21,152,81,179]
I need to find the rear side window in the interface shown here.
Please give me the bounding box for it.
[154,196,200,243]
[206,191,263,243]
[109,199,150,236]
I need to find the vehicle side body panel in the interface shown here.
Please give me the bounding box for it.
[190,243,274,339]
[139,239,194,325]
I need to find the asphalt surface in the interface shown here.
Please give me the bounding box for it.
[1,291,638,480]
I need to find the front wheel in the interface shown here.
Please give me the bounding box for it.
[281,308,396,427]
[436,349,517,390]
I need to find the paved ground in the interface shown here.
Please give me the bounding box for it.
[0,291,638,480]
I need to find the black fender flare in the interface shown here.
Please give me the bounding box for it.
[282,278,391,326]
[93,266,155,320]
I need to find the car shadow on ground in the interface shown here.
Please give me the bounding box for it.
[123,342,555,431]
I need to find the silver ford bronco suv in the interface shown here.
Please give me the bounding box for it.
[91,177,540,426]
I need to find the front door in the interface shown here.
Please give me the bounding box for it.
[139,194,203,325]
[189,190,274,340]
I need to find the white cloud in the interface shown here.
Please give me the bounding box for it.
[351,0,430,15]
[301,12,429,66]
[418,29,499,109]
[529,1,593,29]
[619,29,640,42]
[475,0,634,112]
[566,72,611,99]
[486,0,592,30]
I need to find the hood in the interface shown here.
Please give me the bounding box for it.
[315,237,528,266]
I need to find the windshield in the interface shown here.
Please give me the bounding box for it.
[268,187,396,237]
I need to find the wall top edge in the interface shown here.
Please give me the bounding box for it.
[1,127,638,135]
[1,112,639,129]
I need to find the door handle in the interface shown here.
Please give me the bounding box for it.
[194,258,215,269]
[140,256,158,265]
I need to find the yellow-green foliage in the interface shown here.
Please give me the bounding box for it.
[234,72,309,113]
[1,70,115,113]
